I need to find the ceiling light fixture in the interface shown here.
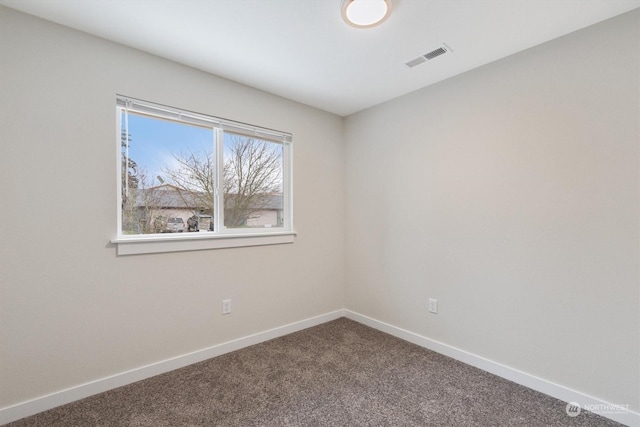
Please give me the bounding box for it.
[341,0,392,28]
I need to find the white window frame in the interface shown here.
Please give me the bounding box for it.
[111,96,295,255]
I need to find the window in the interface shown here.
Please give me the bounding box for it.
[114,96,294,255]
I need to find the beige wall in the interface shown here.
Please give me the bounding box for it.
[345,10,639,411]
[0,6,345,409]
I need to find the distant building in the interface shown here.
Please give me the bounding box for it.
[122,184,283,234]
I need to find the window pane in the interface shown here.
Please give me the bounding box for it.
[121,112,215,235]
[223,133,284,229]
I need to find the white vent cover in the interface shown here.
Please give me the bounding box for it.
[424,47,447,60]
[405,44,452,68]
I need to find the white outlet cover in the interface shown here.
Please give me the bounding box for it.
[222,299,231,315]
[428,298,438,314]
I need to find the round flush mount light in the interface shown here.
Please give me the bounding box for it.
[341,0,392,28]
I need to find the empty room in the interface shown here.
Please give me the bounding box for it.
[1,0,638,426]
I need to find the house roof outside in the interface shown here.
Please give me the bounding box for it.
[133,184,196,209]
[133,184,282,211]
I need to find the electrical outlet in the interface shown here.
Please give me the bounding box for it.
[222,299,231,315]
[428,298,438,314]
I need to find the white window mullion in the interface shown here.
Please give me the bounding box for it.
[214,127,225,233]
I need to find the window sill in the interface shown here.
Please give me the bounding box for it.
[112,231,296,255]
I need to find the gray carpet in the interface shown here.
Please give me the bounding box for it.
[6,318,622,426]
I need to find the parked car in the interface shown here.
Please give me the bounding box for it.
[165,217,185,233]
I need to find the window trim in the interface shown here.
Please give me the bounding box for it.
[111,231,296,255]
[113,96,294,255]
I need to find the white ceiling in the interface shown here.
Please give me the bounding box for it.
[2,0,639,116]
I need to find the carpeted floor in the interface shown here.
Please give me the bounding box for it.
[6,318,623,426]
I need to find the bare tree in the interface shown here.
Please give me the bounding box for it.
[223,135,282,227]
[121,130,139,209]
[121,170,167,234]
[162,134,282,228]
[162,148,215,215]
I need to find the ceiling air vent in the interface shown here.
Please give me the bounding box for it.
[424,46,447,60]
[405,44,452,68]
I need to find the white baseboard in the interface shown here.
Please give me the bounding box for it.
[0,310,345,425]
[3,309,637,427]
[344,310,639,427]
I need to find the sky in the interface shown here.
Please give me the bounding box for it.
[123,111,213,186]
[121,111,285,192]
